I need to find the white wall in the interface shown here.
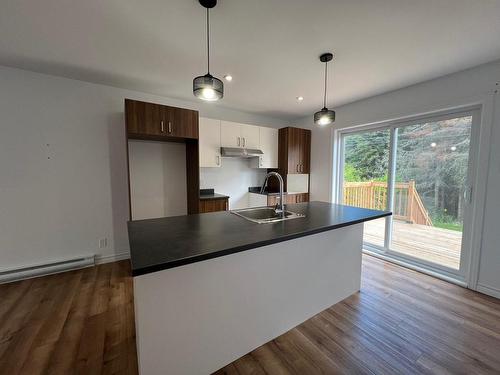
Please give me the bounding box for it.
[295,59,500,297]
[0,65,287,269]
[128,140,187,220]
[200,158,267,210]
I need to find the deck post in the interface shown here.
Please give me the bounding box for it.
[407,180,415,223]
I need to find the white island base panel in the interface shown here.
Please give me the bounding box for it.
[133,223,364,375]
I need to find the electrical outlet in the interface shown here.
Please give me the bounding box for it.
[99,238,108,249]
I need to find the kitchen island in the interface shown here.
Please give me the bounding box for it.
[129,201,390,375]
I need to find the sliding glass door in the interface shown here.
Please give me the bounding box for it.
[338,109,478,280]
[342,129,390,247]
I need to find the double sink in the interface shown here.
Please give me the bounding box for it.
[231,206,305,224]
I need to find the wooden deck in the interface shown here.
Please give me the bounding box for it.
[364,219,462,269]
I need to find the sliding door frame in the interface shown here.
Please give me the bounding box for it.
[333,105,483,285]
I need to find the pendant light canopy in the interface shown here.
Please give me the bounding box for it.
[314,53,335,126]
[193,0,223,101]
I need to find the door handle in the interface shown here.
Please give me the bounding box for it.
[237,137,240,147]
[296,164,299,172]
[242,137,246,147]
[216,155,220,166]
[463,185,472,203]
[168,122,172,134]
[160,121,165,133]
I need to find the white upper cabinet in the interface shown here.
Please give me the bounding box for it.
[254,127,278,168]
[204,120,279,169]
[199,117,221,168]
[240,124,260,149]
[220,121,260,149]
[220,121,243,148]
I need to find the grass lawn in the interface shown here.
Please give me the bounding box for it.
[433,222,463,232]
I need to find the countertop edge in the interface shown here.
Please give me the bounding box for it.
[131,211,391,277]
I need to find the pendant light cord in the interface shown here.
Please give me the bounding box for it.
[323,61,328,109]
[206,8,210,74]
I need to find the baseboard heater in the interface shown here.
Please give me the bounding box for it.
[0,255,95,284]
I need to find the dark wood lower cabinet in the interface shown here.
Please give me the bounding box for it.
[199,198,229,213]
[267,193,309,206]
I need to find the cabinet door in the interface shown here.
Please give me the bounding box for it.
[259,127,278,168]
[240,124,260,149]
[172,107,199,139]
[199,198,228,213]
[287,128,302,174]
[126,99,162,137]
[299,129,311,174]
[220,121,242,148]
[199,118,221,168]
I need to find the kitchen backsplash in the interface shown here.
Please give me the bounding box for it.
[200,158,267,209]
[286,174,309,193]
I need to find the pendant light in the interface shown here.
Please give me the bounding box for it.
[314,53,335,125]
[193,0,223,101]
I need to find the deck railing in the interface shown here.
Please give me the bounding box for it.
[343,180,433,226]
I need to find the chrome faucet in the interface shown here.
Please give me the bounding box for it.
[261,171,285,215]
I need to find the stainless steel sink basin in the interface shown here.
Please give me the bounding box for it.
[231,206,305,224]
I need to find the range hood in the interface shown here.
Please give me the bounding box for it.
[220,147,264,158]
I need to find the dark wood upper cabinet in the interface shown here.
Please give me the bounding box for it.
[278,127,311,175]
[172,107,199,139]
[125,99,198,140]
[125,99,200,217]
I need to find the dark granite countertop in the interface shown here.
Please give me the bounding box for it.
[248,186,290,196]
[128,201,391,277]
[199,188,229,200]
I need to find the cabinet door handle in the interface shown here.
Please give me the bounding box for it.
[242,137,246,147]
[160,121,165,133]
[296,164,299,172]
[216,155,220,166]
[168,122,172,134]
[237,137,241,147]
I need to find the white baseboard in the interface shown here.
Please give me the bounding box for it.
[0,254,95,284]
[95,251,130,265]
[476,283,500,299]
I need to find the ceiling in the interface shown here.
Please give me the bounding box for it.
[1,0,500,120]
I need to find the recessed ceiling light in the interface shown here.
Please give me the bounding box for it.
[224,75,233,81]
[431,142,437,148]
[450,146,457,151]
[296,96,304,101]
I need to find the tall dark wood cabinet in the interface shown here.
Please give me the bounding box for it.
[275,127,311,196]
[125,99,200,217]
[280,127,311,174]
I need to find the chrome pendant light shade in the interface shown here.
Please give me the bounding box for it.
[193,0,223,101]
[314,53,335,126]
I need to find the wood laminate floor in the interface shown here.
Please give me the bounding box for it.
[0,261,137,375]
[1,256,499,375]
